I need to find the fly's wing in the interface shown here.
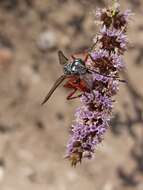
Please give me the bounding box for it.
[80,74,93,90]
[41,75,66,105]
[58,50,68,65]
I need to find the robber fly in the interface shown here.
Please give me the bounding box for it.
[41,47,126,105]
[41,50,92,105]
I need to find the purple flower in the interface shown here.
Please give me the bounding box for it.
[80,92,95,104]
[108,79,119,95]
[91,49,109,60]
[100,26,118,37]
[92,73,109,83]
[66,2,131,166]
[100,26,127,51]
[123,9,133,21]
[110,53,125,69]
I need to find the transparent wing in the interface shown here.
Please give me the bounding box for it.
[58,50,68,65]
[41,75,66,105]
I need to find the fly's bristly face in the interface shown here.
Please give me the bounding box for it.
[63,59,87,76]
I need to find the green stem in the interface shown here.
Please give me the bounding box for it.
[112,0,117,16]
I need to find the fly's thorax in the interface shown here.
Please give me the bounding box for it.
[63,59,87,75]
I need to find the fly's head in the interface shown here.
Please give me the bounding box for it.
[64,59,87,76]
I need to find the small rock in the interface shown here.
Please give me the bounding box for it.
[36,120,45,130]
[37,30,57,51]
[56,112,64,121]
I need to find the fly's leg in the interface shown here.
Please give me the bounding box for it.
[71,52,88,61]
[88,38,99,52]
[84,53,90,62]
[71,54,76,60]
[66,78,83,100]
[67,89,77,100]
[87,53,126,83]
[67,89,82,100]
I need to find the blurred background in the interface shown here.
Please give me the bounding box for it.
[0,0,142,190]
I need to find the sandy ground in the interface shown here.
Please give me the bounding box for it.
[0,0,143,190]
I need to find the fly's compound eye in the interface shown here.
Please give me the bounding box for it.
[63,59,87,75]
[71,59,87,75]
